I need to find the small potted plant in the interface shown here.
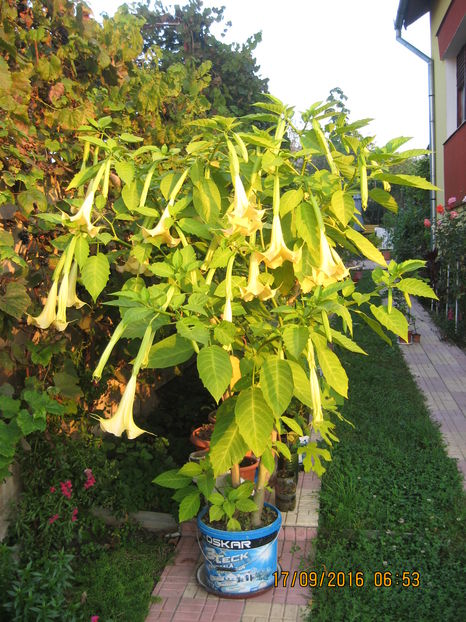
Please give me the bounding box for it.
[28,95,438,597]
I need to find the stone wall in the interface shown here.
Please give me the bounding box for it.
[0,463,20,541]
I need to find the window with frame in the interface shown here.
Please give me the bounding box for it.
[457,44,466,127]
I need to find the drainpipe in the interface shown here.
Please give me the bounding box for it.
[395,17,436,247]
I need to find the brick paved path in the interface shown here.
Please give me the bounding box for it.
[147,471,320,622]
[399,298,466,488]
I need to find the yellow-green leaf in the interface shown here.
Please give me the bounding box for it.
[330,190,355,226]
[197,346,232,403]
[260,358,293,416]
[209,402,248,476]
[370,304,408,341]
[396,278,438,300]
[346,228,387,266]
[235,388,274,456]
[312,334,348,398]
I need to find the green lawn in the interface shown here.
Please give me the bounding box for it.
[308,290,466,622]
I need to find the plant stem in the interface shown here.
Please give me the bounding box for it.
[231,464,240,488]
[252,462,270,527]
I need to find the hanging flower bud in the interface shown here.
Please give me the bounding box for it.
[240,253,276,301]
[27,279,59,329]
[223,297,233,323]
[309,365,323,425]
[54,271,69,332]
[66,261,85,309]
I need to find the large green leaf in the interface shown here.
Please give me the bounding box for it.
[74,237,89,269]
[114,161,134,186]
[396,259,426,275]
[346,228,387,266]
[259,358,293,416]
[235,388,274,456]
[209,403,248,476]
[296,202,319,250]
[370,304,408,341]
[81,253,110,302]
[369,188,398,213]
[312,334,348,398]
[282,325,309,359]
[396,278,438,300]
[179,490,201,522]
[16,410,46,436]
[146,334,194,369]
[0,281,30,320]
[330,190,355,226]
[372,173,438,191]
[193,178,221,224]
[153,469,192,489]
[279,188,303,217]
[176,317,210,346]
[281,415,304,436]
[287,360,313,408]
[0,420,21,458]
[197,345,232,403]
[356,311,392,345]
[121,180,139,211]
[330,329,367,355]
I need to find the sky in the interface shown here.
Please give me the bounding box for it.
[87,0,432,149]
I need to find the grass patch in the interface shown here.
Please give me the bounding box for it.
[74,530,174,622]
[308,279,466,622]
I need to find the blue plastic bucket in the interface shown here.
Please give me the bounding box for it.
[196,503,282,596]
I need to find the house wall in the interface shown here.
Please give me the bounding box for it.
[430,0,453,206]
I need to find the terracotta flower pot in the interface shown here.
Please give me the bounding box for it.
[190,423,214,450]
[412,332,421,343]
[398,331,413,345]
[239,455,259,482]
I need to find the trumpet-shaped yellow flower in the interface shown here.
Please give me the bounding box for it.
[257,213,301,269]
[223,175,264,237]
[99,375,148,439]
[54,271,69,332]
[240,253,276,302]
[68,190,101,238]
[27,279,59,329]
[142,206,180,247]
[299,230,349,292]
[66,261,85,309]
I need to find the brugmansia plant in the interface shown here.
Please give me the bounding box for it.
[28,96,438,529]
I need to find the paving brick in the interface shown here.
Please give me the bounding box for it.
[243,601,272,617]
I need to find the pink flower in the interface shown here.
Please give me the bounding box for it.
[424,218,431,228]
[60,480,73,499]
[71,507,78,522]
[91,617,99,622]
[436,204,444,214]
[84,469,96,490]
[447,196,456,206]
[448,309,454,321]
[450,211,458,219]
[50,486,56,493]
[48,513,59,525]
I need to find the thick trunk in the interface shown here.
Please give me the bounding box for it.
[252,462,270,527]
